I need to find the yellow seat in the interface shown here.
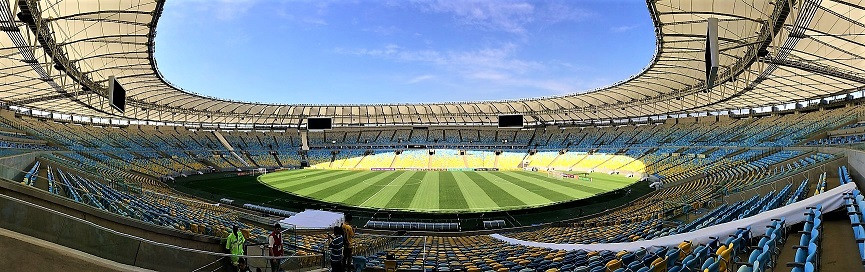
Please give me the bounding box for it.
[606,259,622,272]
[384,260,397,272]
[678,241,693,260]
[717,245,733,272]
[650,257,666,272]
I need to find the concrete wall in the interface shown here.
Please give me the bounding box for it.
[0,181,231,271]
[820,147,865,191]
[0,152,38,181]
[0,195,228,271]
[0,228,150,272]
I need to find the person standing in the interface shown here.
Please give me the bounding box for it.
[226,225,246,268]
[341,214,355,269]
[267,223,284,272]
[329,226,345,272]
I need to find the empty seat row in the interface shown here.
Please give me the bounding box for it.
[242,203,297,217]
[365,220,459,231]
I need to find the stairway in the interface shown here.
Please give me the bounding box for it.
[272,152,283,167]
[462,154,469,168]
[567,154,589,170]
[34,162,49,191]
[547,152,564,169]
[494,153,500,168]
[352,154,367,169]
[212,131,250,167]
[244,152,260,168]
[427,153,433,168]
[389,153,398,168]
[591,154,617,172]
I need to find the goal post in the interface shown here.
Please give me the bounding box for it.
[251,168,267,175]
[547,169,564,179]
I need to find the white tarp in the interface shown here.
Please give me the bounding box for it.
[492,182,855,251]
[279,209,344,230]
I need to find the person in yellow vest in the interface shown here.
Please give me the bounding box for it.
[226,225,246,267]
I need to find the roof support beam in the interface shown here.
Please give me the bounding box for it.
[769,57,865,84]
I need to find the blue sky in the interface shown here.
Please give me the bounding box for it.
[154,0,655,104]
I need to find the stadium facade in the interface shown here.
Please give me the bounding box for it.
[1,0,865,271]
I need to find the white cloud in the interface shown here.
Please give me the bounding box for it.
[301,17,329,26]
[407,74,437,84]
[273,0,344,27]
[212,0,257,21]
[335,43,608,94]
[419,0,533,33]
[364,25,401,36]
[467,71,508,81]
[163,0,259,21]
[611,25,638,33]
[412,0,591,34]
[336,43,542,75]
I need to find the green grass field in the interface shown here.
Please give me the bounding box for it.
[258,169,638,212]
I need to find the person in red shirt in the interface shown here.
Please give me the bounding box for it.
[267,223,284,272]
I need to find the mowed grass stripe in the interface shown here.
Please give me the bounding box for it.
[520,171,631,192]
[294,171,379,195]
[554,172,629,191]
[508,171,608,196]
[490,172,577,201]
[271,170,360,191]
[325,171,403,203]
[589,173,637,186]
[409,171,439,210]
[259,169,636,212]
[263,169,325,179]
[462,171,525,208]
[479,172,552,205]
[305,171,385,199]
[259,169,330,184]
[340,171,406,204]
[265,170,353,189]
[439,172,469,210]
[450,172,499,210]
[360,171,417,207]
[384,172,428,209]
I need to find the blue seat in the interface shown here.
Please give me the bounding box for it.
[620,253,635,266]
[703,260,720,272]
[680,255,700,272]
[665,249,680,268]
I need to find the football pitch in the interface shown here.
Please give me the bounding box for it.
[258,169,638,212]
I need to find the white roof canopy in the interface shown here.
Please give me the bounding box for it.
[1,0,863,126]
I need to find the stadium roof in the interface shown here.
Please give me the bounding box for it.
[1,0,864,126]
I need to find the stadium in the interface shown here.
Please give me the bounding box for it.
[0,0,864,271]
